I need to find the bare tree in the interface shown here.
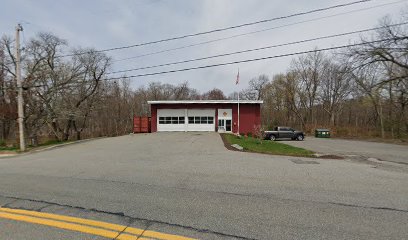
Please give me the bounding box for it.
[241,74,269,100]
[201,88,226,100]
[319,60,352,125]
[290,51,327,126]
[347,15,408,137]
[0,44,16,142]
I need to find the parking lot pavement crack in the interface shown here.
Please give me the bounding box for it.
[112,225,129,240]
[3,192,407,239]
[69,171,86,178]
[1,199,19,208]
[2,180,408,213]
[376,158,408,166]
[1,191,407,239]
[135,222,150,240]
[36,204,52,212]
[327,201,408,213]
[0,194,259,240]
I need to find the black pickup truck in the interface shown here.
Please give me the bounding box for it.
[264,127,305,141]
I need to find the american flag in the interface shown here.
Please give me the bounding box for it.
[236,69,239,85]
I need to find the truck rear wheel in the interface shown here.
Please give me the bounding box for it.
[296,135,304,141]
[270,135,276,141]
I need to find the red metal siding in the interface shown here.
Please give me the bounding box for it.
[140,117,150,133]
[133,116,141,133]
[150,103,261,134]
[151,105,158,132]
[233,104,261,134]
[134,116,151,133]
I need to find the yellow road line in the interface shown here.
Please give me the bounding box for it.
[0,211,121,239]
[0,207,196,240]
[116,233,153,240]
[0,207,126,232]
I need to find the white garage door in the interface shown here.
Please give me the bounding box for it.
[187,109,215,132]
[157,109,186,132]
[157,109,215,132]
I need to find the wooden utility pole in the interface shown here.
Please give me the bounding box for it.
[15,24,25,151]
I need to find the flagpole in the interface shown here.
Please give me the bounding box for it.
[238,87,240,135]
[237,68,240,135]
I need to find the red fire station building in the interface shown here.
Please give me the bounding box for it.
[148,100,262,133]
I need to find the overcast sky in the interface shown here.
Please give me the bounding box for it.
[1,0,407,94]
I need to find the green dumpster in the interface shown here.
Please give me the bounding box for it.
[315,129,330,138]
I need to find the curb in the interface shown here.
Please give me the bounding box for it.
[0,137,107,158]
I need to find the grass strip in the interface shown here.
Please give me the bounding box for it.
[221,133,315,157]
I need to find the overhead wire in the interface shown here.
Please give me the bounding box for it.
[101,38,406,80]
[111,0,407,63]
[4,1,404,89]
[55,0,374,58]
[19,37,406,90]
[108,22,408,75]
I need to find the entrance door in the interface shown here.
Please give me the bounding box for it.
[218,119,231,132]
[218,119,225,132]
[225,120,232,132]
[218,109,232,133]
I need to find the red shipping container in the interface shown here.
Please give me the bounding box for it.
[133,116,141,133]
[134,116,151,133]
[141,117,149,133]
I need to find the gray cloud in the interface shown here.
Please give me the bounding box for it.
[1,0,405,94]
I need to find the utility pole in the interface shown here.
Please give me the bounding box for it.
[15,24,25,151]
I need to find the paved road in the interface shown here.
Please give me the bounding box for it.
[0,133,407,239]
[284,137,408,164]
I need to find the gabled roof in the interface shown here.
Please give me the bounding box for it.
[147,100,263,104]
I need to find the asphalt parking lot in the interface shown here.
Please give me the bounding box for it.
[284,137,408,164]
[0,132,407,239]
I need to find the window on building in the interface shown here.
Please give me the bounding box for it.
[179,117,185,124]
[159,116,185,124]
[194,117,200,123]
[218,119,224,126]
[208,117,214,124]
[159,117,165,124]
[185,116,215,124]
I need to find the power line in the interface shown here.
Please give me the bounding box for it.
[112,0,406,63]
[17,38,406,90]
[10,37,408,90]
[56,0,374,58]
[103,37,404,80]
[108,22,408,75]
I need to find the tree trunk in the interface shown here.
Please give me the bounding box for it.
[63,118,73,141]
[76,131,81,140]
[51,119,61,141]
[379,102,385,138]
[73,120,82,140]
